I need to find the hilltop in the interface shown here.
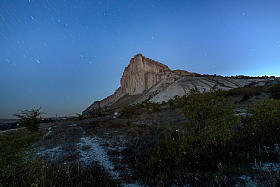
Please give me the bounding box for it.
[83,53,278,115]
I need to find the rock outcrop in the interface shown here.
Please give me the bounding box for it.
[121,54,172,94]
[82,54,277,115]
[83,53,193,115]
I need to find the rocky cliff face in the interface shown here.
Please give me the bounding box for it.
[83,54,183,115]
[120,53,173,95]
[82,54,277,116]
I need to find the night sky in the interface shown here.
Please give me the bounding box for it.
[1,0,280,118]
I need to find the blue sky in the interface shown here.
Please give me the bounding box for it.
[1,0,280,118]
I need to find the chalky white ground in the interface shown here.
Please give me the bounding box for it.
[28,123,280,187]
[77,136,119,176]
[76,125,144,186]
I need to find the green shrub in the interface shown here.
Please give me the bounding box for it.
[13,107,43,132]
[121,100,161,117]
[121,105,137,118]
[224,85,265,101]
[245,98,280,149]
[151,102,160,112]
[152,86,241,174]
[266,82,280,99]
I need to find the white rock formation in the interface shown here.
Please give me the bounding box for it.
[83,53,195,114]
[82,54,276,115]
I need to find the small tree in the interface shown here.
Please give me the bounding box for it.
[13,107,44,132]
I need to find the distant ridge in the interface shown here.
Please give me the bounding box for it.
[82,54,279,115]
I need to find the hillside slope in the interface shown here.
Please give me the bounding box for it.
[83,54,277,115]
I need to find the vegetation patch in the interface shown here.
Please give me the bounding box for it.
[120,83,280,186]
[0,124,118,186]
[2,81,280,186]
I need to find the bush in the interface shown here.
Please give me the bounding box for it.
[13,107,44,132]
[266,82,280,99]
[152,86,241,175]
[224,85,265,101]
[121,105,137,118]
[245,98,280,149]
[151,102,160,112]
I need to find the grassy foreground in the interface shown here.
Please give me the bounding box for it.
[120,83,280,186]
[0,128,119,186]
[0,82,280,186]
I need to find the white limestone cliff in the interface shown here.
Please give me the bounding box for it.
[83,53,187,114]
[82,54,277,116]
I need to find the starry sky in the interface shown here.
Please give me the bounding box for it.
[1,0,280,119]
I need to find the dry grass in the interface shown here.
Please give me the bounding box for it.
[250,162,280,187]
[4,94,277,186]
